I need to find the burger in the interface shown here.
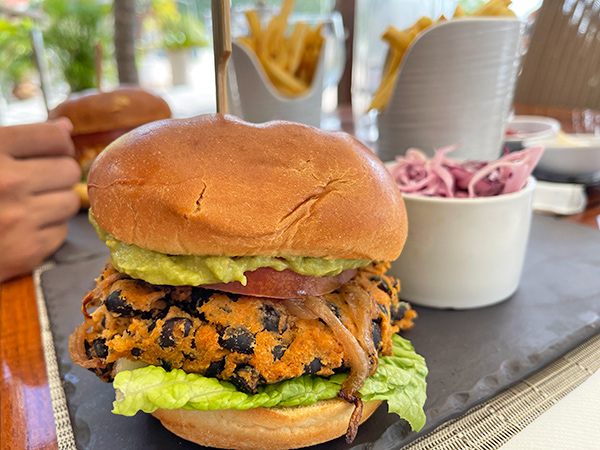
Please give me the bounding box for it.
[48,87,172,207]
[69,114,427,449]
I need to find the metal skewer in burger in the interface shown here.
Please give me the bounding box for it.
[69,114,427,449]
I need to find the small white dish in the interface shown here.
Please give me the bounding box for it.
[504,115,561,152]
[524,134,600,178]
[389,177,536,309]
[505,116,561,141]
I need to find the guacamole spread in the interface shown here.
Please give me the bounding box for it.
[90,213,370,286]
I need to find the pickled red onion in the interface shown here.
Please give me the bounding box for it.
[389,145,544,198]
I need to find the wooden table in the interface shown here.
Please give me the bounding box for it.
[2,110,600,449]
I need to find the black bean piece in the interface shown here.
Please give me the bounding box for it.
[84,340,93,359]
[328,302,341,318]
[218,327,256,355]
[192,287,216,305]
[370,276,392,296]
[333,361,349,374]
[391,303,408,322]
[177,299,198,317]
[159,358,172,372]
[148,307,172,333]
[205,357,226,378]
[230,364,260,394]
[304,358,322,375]
[372,321,382,351]
[184,352,197,361]
[105,290,134,317]
[261,304,282,333]
[272,345,286,360]
[378,302,389,316]
[179,289,210,318]
[159,317,193,348]
[131,347,142,357]
[96,362,115,379]
[154,307,170,320]
[93,338,109,358]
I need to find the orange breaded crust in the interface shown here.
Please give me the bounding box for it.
[72,263,415,391]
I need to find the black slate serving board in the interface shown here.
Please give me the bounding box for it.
[42,213,600,450]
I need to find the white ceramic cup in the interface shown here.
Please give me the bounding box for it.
[389,177,536,309]
[377,18,523,162]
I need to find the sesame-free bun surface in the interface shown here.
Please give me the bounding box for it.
[48,87,171,135]
[151,399,382,450]
[88,114,407,261]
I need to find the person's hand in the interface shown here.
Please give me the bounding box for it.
[0,119,81,283]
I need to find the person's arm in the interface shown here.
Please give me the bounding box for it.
[0,119,81,283]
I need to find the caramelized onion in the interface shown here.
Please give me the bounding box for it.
[81,269,126,318]
[68,319,106,370]
[342,284,379,377]
[338,389,364,443]
[282,298,318,320]
[302,295,369,397]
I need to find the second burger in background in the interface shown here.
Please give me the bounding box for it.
[48,87,172,207]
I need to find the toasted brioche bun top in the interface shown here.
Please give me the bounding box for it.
[88,114,407,261]
[48,87,171,135]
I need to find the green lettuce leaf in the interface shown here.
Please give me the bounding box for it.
[112,335,428,431]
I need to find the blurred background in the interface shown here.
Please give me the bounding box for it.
[0,0,542,126]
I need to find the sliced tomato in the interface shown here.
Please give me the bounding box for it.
[202,267,357,299]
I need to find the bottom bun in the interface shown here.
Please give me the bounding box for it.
[152,398,382,450]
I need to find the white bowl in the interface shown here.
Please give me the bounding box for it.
[525,134,600,178]
[504,115,561,152]
[389,178,536,309]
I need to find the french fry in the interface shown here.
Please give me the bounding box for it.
[279,0,295,22]
[263,57,307,94]
[238,36,255,51]
[245,10,262,42]
[382,27,413,51]
[239,0,325,96]
[453,5,466,17]
[369,0,518,111]
[473,0,504,16]
[287,22,309,73]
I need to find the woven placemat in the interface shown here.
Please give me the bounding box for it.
[34,263,77,450]
[404,333,600,450]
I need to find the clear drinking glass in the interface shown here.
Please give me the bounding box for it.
[352,0,457,147]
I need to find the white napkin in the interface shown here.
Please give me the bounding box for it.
[532,180,588,215]
[500,370,600,450]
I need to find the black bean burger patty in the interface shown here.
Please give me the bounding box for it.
[73,262,416,393]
